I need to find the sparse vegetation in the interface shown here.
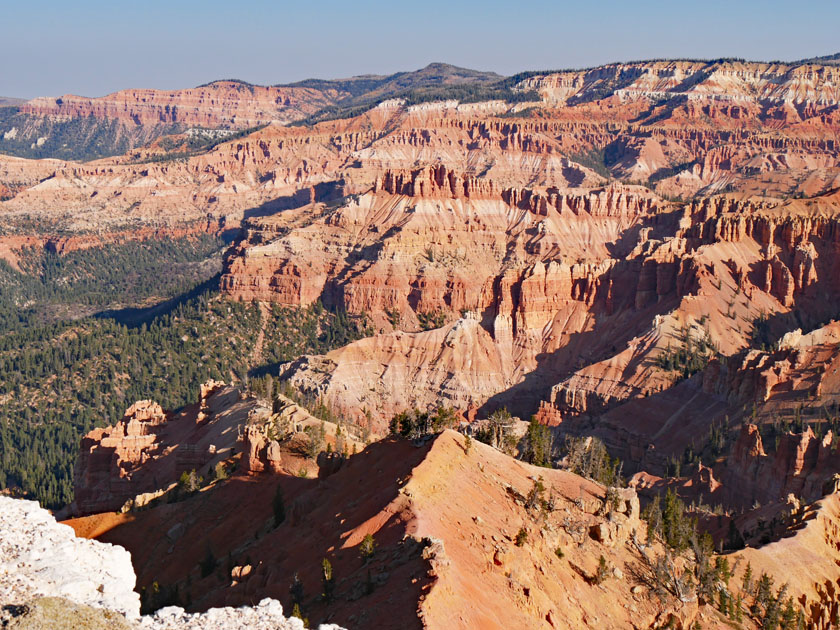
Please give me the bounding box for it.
[290,67,541,127]
[562,436,623,487]
[388,406,459,440]
[199,545,218,578]
[594,555,610,584]
[359,533,376,560]
[473,408,517,454]
[177,469,202,495]
[303,423,327,459]
[636,488,808,626]
[523,416,553,467]
[655,325,718,380]
[290,603,307,627]
[0,107,181,161]
[0,240,368,508]
[126,124,269,164]
[642,489,696,551]
[321,558,335,602]
[289,572,304,608]
[526,477,547,512]
[417,309,446,330]
[212,461,229,481]
[567,147,611,179]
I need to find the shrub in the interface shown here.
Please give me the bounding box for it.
[213,461,229,481]
[321,558,335,602]
[289,572,304,605]
[179,469,202,494]
[359,533,376,560]
[290,603,308,628]
[515,528,528,547]
[594,555,609,584]
[526,477,546,512]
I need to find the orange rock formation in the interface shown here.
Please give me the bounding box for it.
[73,381,254,515]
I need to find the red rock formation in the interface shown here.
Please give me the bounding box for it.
[73,382,257,516]
[20,81,344,128]
[74,401,170,515]
[3,57,840,438]
[631,423,840,515]
[224,179,840,426]
[67,431,689,630]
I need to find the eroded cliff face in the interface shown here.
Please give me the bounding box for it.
[242,393,366,475]
[5,57,840,518]
[65,421,840,630]
[2,58,839,238]
[722,423,838,506]
[20,81,343,129]
[73,381,254,516]
[630,421,840,525]
[575,315,840,486]
[220,163,840,429]
[67,430,714,630]
[730,492,840,630]
[520,60,840,101]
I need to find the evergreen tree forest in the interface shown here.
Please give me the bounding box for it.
[0,234,225,329]
[0,237,368,508]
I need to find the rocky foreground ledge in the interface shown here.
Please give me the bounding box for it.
[0,496,344,629]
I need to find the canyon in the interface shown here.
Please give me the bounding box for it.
[65,408,840,629]
[3,55,840,628]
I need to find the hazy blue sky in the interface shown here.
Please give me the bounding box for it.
[3,0,838,98]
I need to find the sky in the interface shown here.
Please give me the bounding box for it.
[2,0,839,98]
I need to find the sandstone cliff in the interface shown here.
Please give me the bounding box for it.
[21,81,343,129]
[64,427,840,629]
[66,430,712,629]
[224,173,840,432]
[73,381,257,516]
[4,56,840,530]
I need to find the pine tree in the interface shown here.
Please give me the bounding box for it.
[594,555,609,585]
[199,545,217,577]
[289,572,304,605]
[359,533,376,560]
[742,562,754,593]
[321,558,335,602]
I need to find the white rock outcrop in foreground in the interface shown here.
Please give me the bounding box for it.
[0,496,345,629]
[0,496,140,619]
[138,599,343,630]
